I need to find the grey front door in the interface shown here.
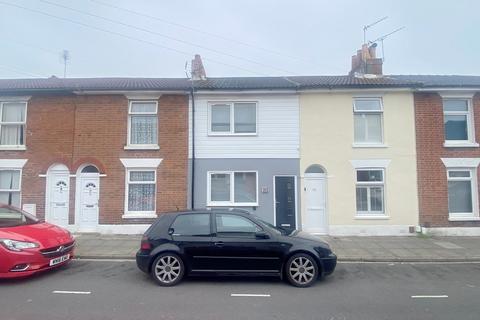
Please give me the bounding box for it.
[275,176,297,231]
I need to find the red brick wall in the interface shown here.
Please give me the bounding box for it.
[415,92,480,227]
[0,93,189,225]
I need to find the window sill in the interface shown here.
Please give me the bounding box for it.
[208,133,257,137]
[443,142,479,148]
[124,145,160,150]
[448,216,480,222]
[207,203,258,207]
[352,143,388,148]
[122,212,158,219]
[0,146,26,151]
[355,215,390,220]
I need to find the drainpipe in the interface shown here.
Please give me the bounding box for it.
[190,86,196,210]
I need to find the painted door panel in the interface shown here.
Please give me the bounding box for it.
[49,175,69,226]
[79,176,99,227]
[304,176,328,234]
[275,176,296,232]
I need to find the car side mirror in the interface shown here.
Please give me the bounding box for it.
[168,228,174,235]
[255,231,270,239]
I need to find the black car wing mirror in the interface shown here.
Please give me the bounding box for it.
[168,228,175,235]
[255,231,270,239]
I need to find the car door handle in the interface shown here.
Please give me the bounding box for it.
[214,241,224,247]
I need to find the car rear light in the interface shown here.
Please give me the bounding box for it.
[140,235,151,250]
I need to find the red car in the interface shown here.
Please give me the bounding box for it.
[0,205,75,278]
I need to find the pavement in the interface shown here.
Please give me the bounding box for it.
[73,233,480,262]
[1,260,480,320]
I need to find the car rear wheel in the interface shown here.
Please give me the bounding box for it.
[285,253,318,287]
[151,253,185,286]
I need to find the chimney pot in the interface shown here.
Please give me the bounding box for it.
[191,54,207,81]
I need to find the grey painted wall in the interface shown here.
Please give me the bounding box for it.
[193,158,300,226]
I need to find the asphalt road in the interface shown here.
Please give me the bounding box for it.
[1,260,480,320]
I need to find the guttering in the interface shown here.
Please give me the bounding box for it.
[73,90,189,95]
[297,87,415,93]
[193,89,297,95]
[416,87,480,92]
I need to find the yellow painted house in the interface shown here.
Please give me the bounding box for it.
[299,90,419,235]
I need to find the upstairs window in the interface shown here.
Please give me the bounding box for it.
[0,102,27,147]
[210,102,257,135]
[443,99,475,145]
[353,98,383,145]
[128,101,158,147]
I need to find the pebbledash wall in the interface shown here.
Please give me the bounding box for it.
[299,90,419,236]
[0,93,189,234]
[415,91,480,235]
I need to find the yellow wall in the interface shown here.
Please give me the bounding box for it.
[299,91,418,229]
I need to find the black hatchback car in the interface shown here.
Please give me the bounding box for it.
[136,210,336,287]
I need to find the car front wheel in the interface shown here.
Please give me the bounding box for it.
[151,253,185,286]
[285,253,318,287]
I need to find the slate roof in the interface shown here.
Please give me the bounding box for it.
[0,75,479,93]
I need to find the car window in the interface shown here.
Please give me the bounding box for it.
[0,207,38,228]
[171,214,211,236]
[215,214,261,237]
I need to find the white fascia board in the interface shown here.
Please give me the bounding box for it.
[350,159,391,168]
[441,158,480,168]
[0,159,28,168]
[417,88,480,93]
[73,90,187,96]
[120,158,163,168]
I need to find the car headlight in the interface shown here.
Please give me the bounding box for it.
[0,239,39,252]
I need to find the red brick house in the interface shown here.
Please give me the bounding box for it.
[0,77,190,233]
[399,75,480,235]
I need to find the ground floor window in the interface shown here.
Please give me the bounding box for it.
[355,169,385,216]
[0,169,21,207]
[447,169,478,219]
[126,170,156,213]
[208,171,258,206]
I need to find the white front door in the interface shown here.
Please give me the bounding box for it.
[304,175,328,234]
[48,174,70,226]
[78,175,99,228]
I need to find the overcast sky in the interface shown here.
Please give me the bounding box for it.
[0,0,479,79]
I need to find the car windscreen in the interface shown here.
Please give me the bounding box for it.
[251,215,287,235]
[0,207,39,228]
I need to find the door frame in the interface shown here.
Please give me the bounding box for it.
[74,164,100,230]
[45,163,70,226]
[303,172,329,234]
[272,175,298,230]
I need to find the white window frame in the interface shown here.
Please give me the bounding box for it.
[0,168,22,207]
[208,101,258,136]
[442,97,478,147]
[446,168,480,221]
[352,97,384,147]
[124,168,157,217]
[207,170,259,207]
[0,101,28,150]
[125,100,159,150]
[355,168,386,217]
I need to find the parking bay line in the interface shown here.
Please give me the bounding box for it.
[231,293,271,297]
[52,290,92,295]
[411,295,448,299]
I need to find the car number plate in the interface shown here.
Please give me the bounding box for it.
[49,254,70,266]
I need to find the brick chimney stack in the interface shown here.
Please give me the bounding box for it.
[349,43,383,76]
[191,54,207,81]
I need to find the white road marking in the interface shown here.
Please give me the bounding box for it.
[52,290,91,295]
[411,295,448,299]
[231,293,271,297]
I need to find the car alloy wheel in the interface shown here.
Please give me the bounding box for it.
[151,253,184,286]
[286,254,318,287]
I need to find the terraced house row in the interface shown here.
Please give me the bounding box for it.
[0,48,479,236]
